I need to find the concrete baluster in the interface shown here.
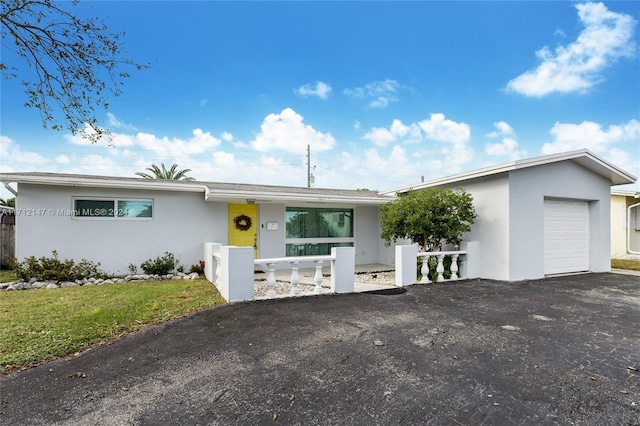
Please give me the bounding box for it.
[420,255,431,283]
[313,260,324,294]
[289,261,300,295]
[436,255,445,282]
[450,254,459,280]
[266,262,277,298]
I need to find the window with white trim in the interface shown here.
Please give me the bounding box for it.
[285,207,354,256]
[73,198,153,219]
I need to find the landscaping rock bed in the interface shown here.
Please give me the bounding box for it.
[0,272,201,291]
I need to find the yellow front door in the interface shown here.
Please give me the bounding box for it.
[228,203,258,258]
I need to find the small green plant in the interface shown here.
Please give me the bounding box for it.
[13,250,103,281]
[140,252,177,275]
[189,260,205,274]
[417,255,453,282]
[128,263,138,274]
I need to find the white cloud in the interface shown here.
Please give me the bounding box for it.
[107,113,138,131]
[363,119,421,147]
[608,147,636,176]
[541,119,640,154]
[344,79,401,108]
[0,135,50,171]
[486,121,514,138]
[484,121,525,159]
[361,113,473,170]
[136,128,222,158]
[250,108,336,152]
[368,97,390,109]
[485,137,520,156]
[507,2,636,97]
[418,113,471,144]
[361,114,474,175]
[221,131,234,142]
[295,81,332,99]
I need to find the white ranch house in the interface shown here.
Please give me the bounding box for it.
[0,149,636,295]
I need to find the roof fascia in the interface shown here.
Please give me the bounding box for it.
[204,190,393,206]
[0,174,206,193]
[383,149,636,194]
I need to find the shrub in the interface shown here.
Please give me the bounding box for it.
[189,260,205,274]
[13,250,104,281]
[140,252,176,275]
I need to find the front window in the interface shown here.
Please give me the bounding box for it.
[285,207,354,256]
[74,198,153,219]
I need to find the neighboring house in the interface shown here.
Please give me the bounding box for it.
[0,148,636,280]
[0,173,395,274]
[384,149,636,281]
[0,205,15,268]
[611,189,640,259]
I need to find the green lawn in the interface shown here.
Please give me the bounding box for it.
[0,270,17,283]
[0,279,225,374]
[611,258,640,271]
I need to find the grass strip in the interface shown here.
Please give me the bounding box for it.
[0,279,225,374]
[611,258,640,271]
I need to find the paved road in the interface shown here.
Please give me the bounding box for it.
[1,273,639,425]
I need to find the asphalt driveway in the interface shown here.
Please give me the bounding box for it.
[1,273,639,425]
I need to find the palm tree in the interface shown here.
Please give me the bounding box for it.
[135,164,195,181]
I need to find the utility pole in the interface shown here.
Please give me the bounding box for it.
[307,145,311,188]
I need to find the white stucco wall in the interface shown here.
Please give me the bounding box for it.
[16,184,227,274]
[257,203,286,259]
[451,175,511,281]
[508,161,611,280]
[14,183,390,275]
[355,205,382,265]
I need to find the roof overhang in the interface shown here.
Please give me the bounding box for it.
[203,188,391,206]
[0,173,206,193]
[383,149,637,195]
[611,189,640,198]
[0,173,393,206]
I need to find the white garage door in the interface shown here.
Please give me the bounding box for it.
[544,199,590,275]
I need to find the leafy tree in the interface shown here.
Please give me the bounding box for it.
[135,164,195,181]
[1,0,148,142]
[0,198,16,208]
[380,188,477,251]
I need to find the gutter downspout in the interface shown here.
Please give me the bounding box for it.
[3,183,17,197]
[627,201,640,255]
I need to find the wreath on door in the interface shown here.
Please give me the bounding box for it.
[233,214,252,231]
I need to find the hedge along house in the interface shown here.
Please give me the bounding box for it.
[384,149,636,281]
[0,172,395,275]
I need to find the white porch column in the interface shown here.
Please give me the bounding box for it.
[395,245,418,287]
[460,241,480,279]
[220,246,254,302]
[330,247,355,294]
[203,242,222,284]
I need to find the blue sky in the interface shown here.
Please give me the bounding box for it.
[1,1,639,197]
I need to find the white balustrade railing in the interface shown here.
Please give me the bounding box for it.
[417,251,467,283]
[204,243,355,302]
[395,245,471,287]
[254,255,332,298]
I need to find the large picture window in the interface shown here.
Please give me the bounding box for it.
[74,198,153,219]
[285,207,354,256]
